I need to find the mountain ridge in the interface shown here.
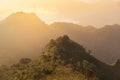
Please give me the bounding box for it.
[0,35,119,80]
[0,12,120,65]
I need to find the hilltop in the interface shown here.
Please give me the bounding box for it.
[0,35,119,80]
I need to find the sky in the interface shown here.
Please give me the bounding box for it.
[0,0,120,27]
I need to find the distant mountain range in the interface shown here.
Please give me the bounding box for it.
[0,12,120,65]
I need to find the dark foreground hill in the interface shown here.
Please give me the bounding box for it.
[50,22,120,63]
[0,35,119,80]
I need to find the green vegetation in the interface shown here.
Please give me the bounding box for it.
[0,35,120,80]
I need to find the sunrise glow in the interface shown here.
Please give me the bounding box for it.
[0,0,120,27]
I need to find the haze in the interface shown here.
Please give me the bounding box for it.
[0,0,120,27]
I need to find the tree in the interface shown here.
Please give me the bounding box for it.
[19,58,31,64]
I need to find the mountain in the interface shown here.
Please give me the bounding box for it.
[0,35,119,80]
[0,12,53,65]
[50,22,120,63]
[0,12,120,65]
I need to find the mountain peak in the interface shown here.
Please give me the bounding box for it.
[8,12,37,21]
[1,11,46,27]
[51,22,82,28]
[44,35,97,66]
[10,11,37,18]
[13,11,35,15]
